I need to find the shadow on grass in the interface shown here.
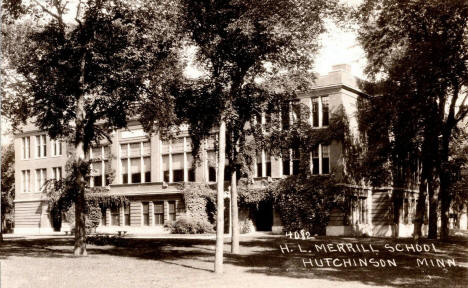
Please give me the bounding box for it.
[1,235,467,287]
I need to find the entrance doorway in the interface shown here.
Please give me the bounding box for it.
[252,200,273,231]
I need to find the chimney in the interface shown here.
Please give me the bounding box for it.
[331,64,352,73]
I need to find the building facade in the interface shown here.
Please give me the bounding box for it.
[14,64,414,236]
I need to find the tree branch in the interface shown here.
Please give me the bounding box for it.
[32,0,63,26]
[75,0,83,26]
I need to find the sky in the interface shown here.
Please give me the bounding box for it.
[314,19,366,79]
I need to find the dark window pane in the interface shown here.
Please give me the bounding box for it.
[173,169,184,182]
[266,162,271,177]
[145,171,151,183]
[188,168,195,182]
[101,209,106,226]
[122,174,128,184]
[94,176,102,187]
[257,163,262,177]
[132,173,141,183]
[209,167,216,182]
[105,174,111,185]
[282,160,290,176]
[281,103,290,130]
[322,97,329,126]
[312,99,319,127]
[322,158,330,174]
[312,158,320,175]
[163,171,169,182]
[292,160,300,175]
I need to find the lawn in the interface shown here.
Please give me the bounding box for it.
[0,234,467,288]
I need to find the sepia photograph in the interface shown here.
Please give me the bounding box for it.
[0,0,467,287]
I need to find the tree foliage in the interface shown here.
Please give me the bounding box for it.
[1,143,15,234]
[356,0,468,239]
[2,0,181,254]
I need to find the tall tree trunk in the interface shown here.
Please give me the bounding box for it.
[0,199,3,242]
[74,55,87,256]
[215,119,226,273]
[414,166,428,239]
[392,192,402,238]
[231,170,239,254]
[73,117,87,256]
[439,181,451,240]
[439,128,453,240]
[427,175,439,239]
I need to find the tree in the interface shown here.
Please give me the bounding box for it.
[144,0,342,272]
[2,0,180,254]
[356,0,468,239]
[1,143,15,241]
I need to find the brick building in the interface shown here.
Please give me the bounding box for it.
[13,64,417,236]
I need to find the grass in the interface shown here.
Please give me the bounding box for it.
[0,234,467,288]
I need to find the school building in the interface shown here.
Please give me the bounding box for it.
[13,64,437,237]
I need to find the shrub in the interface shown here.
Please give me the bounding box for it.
[273,175,345,235]
[85,202,102,234]
[239,218,254,234]
[168,214,214,234]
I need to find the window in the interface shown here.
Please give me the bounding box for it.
[144,157,151,183]
[124,205,130,226]
[256,152,262,177]
[91,162,103,187]
[281,103,290,130]
[256,151,271,177]
[322,145,330,174]
[312,98,319,127]
[101,208,107,226]
[186,154,195,182]
[36,135,47,158]
[21,170,31,193]
[312,147,320,175]
[355,198,367,224]
[292,102,301,123]
[322,96,329,126]
[120,141,150,184]
[282,150,290,176]
[154,202,164,225]
[35,168,46,193]
[207,151,217,182]
[312,144,330,175]
[22,137,30,159]
[188,168,195,182]
[121,159,129,184]
[266,152,272,177]
[142,202,149,226]
[91,146,111,186]
[162,155,170,182]
[162,137,196,183]
[130,158,141,183]
[208,167,216,182]
[52,167,62,180]
[111,207,120,226]
[172,153,184,182]
[292,149,300,175]
[168,201,176,222]
[51,140,62,156]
